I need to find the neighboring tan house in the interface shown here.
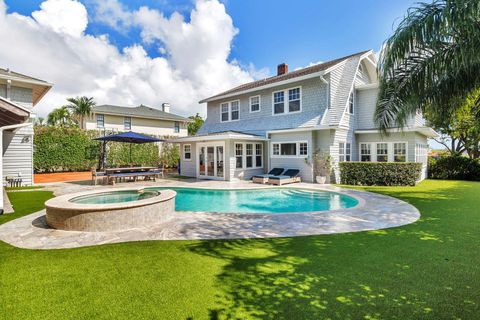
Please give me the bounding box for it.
[0,68,52,213]
[83,104,191,137]
[174,50,436,182]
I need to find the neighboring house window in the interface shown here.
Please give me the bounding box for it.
[360,143,371,162]
[394,143,407,162]
[299,142,308,156]
[246,143,253,168]
[124,117,131,130]
[376,143,388,162]
[273,87,302,115]
[183,144,191,161]
[174,121,180,133]
[235,143,243,168]
[255,144,262,167]
[250,96,260,112]
[272,142,308,157]
[288,88,301,112]
[96,114,104,128]
[339,142,351,162]
[347,91,354,114]
[221,103,229,122]
[220,100,240,122]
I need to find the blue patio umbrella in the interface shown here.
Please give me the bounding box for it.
[93,131,164,166]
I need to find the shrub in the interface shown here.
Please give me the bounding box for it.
[340,162,422,186]
[428,156,480,181]
[107,142,159,167]
[34,127,99,172]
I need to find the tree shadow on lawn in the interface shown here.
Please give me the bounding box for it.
[186,181,480,319]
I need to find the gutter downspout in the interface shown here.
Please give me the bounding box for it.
[0,122,32,214]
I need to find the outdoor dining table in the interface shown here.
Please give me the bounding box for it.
[105,167,158,185]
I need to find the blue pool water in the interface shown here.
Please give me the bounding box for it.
[148,187,358,214]
[70,190,159,204]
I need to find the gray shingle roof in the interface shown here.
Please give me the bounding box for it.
[93,104,191,122]
[199,50,370,103]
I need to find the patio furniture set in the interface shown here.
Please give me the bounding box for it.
[252,168,301,185]
[91,166,165,185]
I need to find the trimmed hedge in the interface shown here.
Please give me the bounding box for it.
[34,127,169,172]
[340,162,422,186]
[428,156,480,181]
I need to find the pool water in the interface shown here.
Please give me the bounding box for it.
[70,190,159,204]
[148,187,358,214]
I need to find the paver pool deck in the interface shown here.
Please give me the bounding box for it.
[0,179,420,249]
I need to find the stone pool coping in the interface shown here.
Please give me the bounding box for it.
[0,182,420,249]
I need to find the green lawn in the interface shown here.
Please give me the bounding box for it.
[0,180,479,319]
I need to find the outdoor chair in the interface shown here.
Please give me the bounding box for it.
[268,169,301,185]
[91,168,106,186]
[252,168,284,184]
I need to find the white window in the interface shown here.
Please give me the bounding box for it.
[347,91,354,114]
[96,114,104,128]
[394,142,407,162]
[288,88,301,112]
[183,144,191,161]
[273,143,280,155]
[235,143,243,168]
[220,100,240,122]
[299,142,308,156]
[124,117,131,130]
[360,143,371,162]
[255,143,263,167]
[246,143,253,168]
[272,142,308,157]
[273,87,301,115]
[376,143,388,162]
[339,142,351,162]
[250,96,260,113]
[416,143,428,164]
[174,121,180,133]
[273,91,284,114]
[221,103,229,122]
[231,101,239,120]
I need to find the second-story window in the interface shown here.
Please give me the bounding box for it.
[348,91,354,114]
[273,87,301,115]
[174,121,180,133]
[96,114,104,128]
[124,117,131,130]
[250,96,260,112]
[220,101,240,122]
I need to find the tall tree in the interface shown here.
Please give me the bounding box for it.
[187,113,204,136]
[47,106,75,127]
[66,96,96,129]
[34,117,45,127]
[376,0,480,131]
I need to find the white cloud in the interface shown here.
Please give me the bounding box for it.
[0,0,262,117]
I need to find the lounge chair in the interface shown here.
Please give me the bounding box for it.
[268,169,301,185]
[252,168,284,184]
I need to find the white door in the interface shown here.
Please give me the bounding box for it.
[197,142,225,180]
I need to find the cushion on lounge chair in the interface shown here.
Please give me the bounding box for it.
[268,168,284,176]
[269,169,300,180]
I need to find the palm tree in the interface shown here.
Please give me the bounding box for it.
[376,0,480,131]
[47,106,73,127]
[34,117,45,127]
[66,96,96,129]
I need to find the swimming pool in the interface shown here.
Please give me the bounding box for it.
[70,190,159,204]
[148,187,358,214]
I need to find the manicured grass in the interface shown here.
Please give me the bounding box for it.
[5,185,44,191]
[0,190,53,225]
[0,180,479,319]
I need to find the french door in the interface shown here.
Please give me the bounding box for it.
[197,142,225,180]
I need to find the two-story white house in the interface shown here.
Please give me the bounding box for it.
[174,50,435,183]
[0,68,52,213]
[83,103,191,137]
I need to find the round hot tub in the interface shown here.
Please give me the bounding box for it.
[45,187,176,232]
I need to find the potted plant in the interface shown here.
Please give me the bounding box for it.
[311,150,331,184]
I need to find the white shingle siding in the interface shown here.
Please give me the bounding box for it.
[356,88,378,129]
[2,127,33,186]
[178,142,197,177]
[10,87,33,109]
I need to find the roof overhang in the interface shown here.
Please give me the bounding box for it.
[267,125,336,135]
[356,83,379,91]
[0,96,31,127]
[0,74,53,106]
[167,133,268,143]
[355,127,439,138]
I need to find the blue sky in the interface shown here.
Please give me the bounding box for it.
[6,0,419,74]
